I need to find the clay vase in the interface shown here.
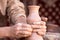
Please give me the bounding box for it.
[27,5,43,40]
[27,5,41,24]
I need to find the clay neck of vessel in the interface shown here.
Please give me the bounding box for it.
[28,5,40,16]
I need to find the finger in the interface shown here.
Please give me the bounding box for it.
[15,28,32,32]
[33,28,46,32]
[16,33,30,38]
[16,31,32,35]
[38,28,46,32]
[40,21,46,26]
[31,25,46,29]
[18,28,32,32]
[16,27,22,31]
[13,25,22,30]
[15,26,32,32]
[33,28,46,33]
[31,25,41,29]
[17,34,30,38]
[40,30,46,33]
[37,29,46,36]
[33,29,41,32]
[40,28,46,32]
[41,17,48,22]
[40,26,46,29]
[31,21,46,29]
[37,31,46,36]
[22,31,32,35]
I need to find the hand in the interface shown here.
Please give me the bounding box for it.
[31,21,46,36]
[41,17,48,22]
[13,23,32,38]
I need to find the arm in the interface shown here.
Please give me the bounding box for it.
[0,24,32,38]
[7,0,26,24]
[0,27,11,38]
[7,0,32,38]
[0,1,27,37]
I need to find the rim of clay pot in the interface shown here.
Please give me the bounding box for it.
[28,5,40,8]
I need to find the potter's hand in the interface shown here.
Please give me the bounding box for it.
[13,23,32,38]
[41,17,48,22]
[31,21,46,36]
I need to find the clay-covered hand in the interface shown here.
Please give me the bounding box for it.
[31,21,46,36]
[13,23,32,38]
[41,17,48,22]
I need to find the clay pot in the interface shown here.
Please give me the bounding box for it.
[25,33,43,40]
[27,5,41,24]
[27,5,43,40]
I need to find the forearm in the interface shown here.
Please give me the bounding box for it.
[0,27,11,38]
[7,0,26,24]
[0,25,27,38]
